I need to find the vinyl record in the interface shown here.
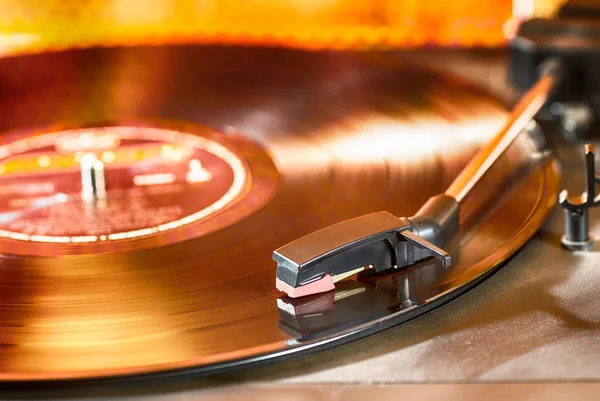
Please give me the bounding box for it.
[0,45,559,382]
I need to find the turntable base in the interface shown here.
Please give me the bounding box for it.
[0,49,598,400]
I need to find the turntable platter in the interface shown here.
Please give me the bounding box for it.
[0,45,558,382]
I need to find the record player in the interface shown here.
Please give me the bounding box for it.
[1,0,600,399]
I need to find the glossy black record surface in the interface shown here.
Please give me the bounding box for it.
[0,45,558,382]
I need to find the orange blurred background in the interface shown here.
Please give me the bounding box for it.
[0,0,565,56]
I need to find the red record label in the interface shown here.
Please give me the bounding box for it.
[0,126,276,255]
